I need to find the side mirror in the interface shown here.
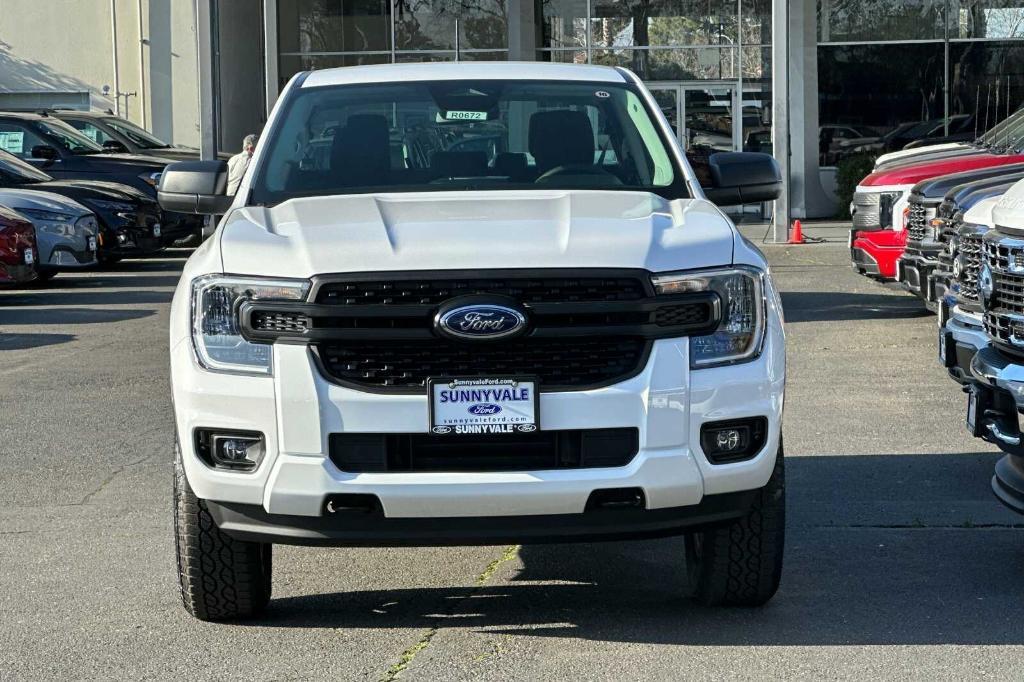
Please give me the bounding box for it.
[102,139,128,153]
[156,160,233,214]
[31,145,58,161]
[704,152,782,206]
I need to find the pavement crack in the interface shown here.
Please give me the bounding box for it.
[378,544,520,681]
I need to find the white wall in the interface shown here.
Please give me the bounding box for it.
[0,0,201,147]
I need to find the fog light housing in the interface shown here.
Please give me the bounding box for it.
[194,429,265,471]
[699,418,768,464]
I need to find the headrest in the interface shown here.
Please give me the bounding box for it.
[431,151,487,178]
[528,110,595,173]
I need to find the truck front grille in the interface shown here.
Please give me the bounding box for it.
[906,202,929,242]
[316,337,649,391]
[982,234,1024,355]
[957,230,984,302]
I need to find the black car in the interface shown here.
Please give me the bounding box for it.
[0,111,203,246]
[0,149,161,261]
[46,109,231,162]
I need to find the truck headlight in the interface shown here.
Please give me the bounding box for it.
[652,267,766,368]
[191,275,310,374]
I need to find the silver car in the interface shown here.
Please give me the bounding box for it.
[0,189,98,280]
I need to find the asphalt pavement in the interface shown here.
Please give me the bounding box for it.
[2,230,1023,680]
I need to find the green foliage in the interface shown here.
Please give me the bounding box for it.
[835,153,878,219]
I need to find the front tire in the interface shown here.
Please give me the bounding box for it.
[685,443,785,607]
[174,443,272,621]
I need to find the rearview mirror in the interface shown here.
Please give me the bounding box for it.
[703,152,782,207]
[156,160,232,214]
[31,145,58,161]
[102,139,128,153]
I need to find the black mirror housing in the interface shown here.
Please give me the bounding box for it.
[157,160,233,214]
[31,145,58,160]
[704,152,782,207]
[102,139,128,153]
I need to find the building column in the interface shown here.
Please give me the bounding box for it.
[789,0,833,218]
[196,0,219,159]
[507,0,537,62]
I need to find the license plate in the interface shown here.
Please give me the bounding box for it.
[938,328,947,364]
[938,299,949,328]
[153,224,161,237]
[895,259,904,283]
[23,248,34,265]
[429,377,539,435]
[967,388,979,434]
[87,236,97,251]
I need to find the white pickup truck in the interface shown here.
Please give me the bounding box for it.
[158,62,786,621]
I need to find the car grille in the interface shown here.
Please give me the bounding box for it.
[957,230,984,302]
[982,235,1024,354]
[329,428,639,473]
[314,275,647,305]
[316,337,650,391]
[242,270,721,394]
[906,202,929,242]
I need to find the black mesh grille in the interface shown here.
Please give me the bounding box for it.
[329,428,639,473]
[654,302,713,327]
[992,271,1024,315]
[317,337,649,391]
[315,276,648,305]
[251,311,310,333]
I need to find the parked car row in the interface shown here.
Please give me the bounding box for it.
[847,126,1024,517]
[0,110,216,284]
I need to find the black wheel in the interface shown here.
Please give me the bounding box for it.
[685,443,785,607]
[174,442,272,621]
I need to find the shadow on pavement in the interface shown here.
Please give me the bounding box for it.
[247,453,1024,646]
[0,332,76,350]
[0,308,156,325]
[781,291,932,323]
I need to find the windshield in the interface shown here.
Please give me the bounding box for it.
[251,79,683,205]
[105,118,170,149]
[37,119,104,153]
[0,149,51,184]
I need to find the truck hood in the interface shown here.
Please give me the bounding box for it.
[33,179,155,205]
[862,152,1024,186]
[218,190,736,278]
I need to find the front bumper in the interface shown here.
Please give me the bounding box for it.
[159,212,204,246]
[171,315,786,543]
[968,346,1024,514]
[898,246,941,310]
[941,308,988,384]
[849,229,905,280]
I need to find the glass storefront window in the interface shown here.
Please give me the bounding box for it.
[948,40,1024,135]
[395,0,507,51]
[539,48,589,63]
[278,0,392,53]
[951,0,1024,38]
[817,0,947,42]
[538,0,587,49]
[592,46,736,79]
[279,52,391,87]
[742,0,771,45]
[590,0,739,49]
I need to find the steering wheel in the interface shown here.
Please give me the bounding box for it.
[536,164,620,184]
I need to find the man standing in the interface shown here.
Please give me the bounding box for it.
[227,134,258,195]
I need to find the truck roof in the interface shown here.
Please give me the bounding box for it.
[301,61,629,89]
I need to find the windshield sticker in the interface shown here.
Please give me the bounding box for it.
[595,90,610,99]
[444,110,488,121]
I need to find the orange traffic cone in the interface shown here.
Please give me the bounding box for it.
[788,219,804,244]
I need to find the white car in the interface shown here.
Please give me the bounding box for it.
[158,62,787,620]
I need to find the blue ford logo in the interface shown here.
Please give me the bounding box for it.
[468,403,502,416]
[436,304,527,341]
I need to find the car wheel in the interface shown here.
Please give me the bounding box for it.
[685,442,785,607]
[173,441,272,621]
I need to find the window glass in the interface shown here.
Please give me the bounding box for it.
[65,120,115,145]
[592,46,737,80]
[279,53,391,88]
[742,0,771,44]
[278,0,391,53]
[590,0,738,48]
[105,119,171,149]
[0,149,52,182]
[251,79,682,205]
[36,120,104,152]
[0,123,47,158]
[538,0,587,49]
[951,0,1024,38]
[817,0,947,42]
[948,40,1024,141]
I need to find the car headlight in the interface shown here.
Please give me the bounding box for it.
[88,199,136,215]
[652,267,767,368]
[17,208,77,235]
[75,215,99,234]
[139,171,162,187]
[191,275,310,375]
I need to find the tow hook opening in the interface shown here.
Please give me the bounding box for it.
[585,487,646,512]
[323,494,382,515]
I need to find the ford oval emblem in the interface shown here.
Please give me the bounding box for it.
[468,403,502,416]
[436,304,527,341]
[979,264,995,310]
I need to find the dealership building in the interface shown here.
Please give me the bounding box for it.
[1,1,1022,217]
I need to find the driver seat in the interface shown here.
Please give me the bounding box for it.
[528,110,595,176]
